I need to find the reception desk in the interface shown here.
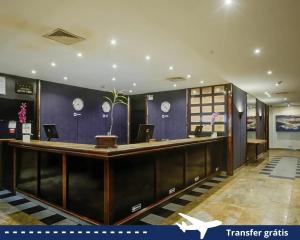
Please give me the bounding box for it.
[10,137,227,224]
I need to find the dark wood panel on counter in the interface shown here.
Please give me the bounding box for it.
[16,148,38,196]
[67,155,104,223]
[10,137,227,224]
[39,152,62,206]
[112,154,155,223]
[156,150,185,199]
[185,145,206,185]
[0,139,14,191]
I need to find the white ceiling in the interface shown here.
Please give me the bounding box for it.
[0,0,299,106]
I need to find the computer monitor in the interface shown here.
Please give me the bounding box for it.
[43,124,59,141]
[136,124,154,143]
[194,125,203,137]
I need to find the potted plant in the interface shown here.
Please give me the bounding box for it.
[95,89,128,148]
[18,102,31,142]
[211,112,219,138]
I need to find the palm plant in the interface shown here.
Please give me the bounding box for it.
[104,89,128,135]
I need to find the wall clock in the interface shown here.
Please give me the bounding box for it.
[72,98,84,111]
[102,101,111,113]
[161,101,171,113]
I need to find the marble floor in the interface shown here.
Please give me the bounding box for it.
[163,149,300,225]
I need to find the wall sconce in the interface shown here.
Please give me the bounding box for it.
[238,110,244,118]
[259,113,263,119]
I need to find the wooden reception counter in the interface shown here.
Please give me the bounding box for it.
[9,137,227,224]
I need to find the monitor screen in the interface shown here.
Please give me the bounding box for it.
[43,124,59,141]
[136,124,154,143]
[194,125,203,137]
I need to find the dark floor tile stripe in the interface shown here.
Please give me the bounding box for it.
[209,179,222,183]
[261,169,272,172]
[23,205,46,215]
[9,198,30,206]
[40,214,66,225]
[185,190,203,197]
[169,198,190,206]
[199,185,212,189]
[260,172,270,175]
[151,207,174,218]
[0,193,14,199]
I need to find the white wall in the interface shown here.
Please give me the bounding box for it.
[269,106,300,150]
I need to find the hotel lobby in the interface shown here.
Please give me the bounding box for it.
[0,0,300,226]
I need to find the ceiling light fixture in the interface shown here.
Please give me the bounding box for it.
[31,70,36,75]
[112,77,116,81]
[112,64,117,69]
[145,55,151,60]
[264,91,271,98]
[169,66,174,70]
[77,52,82,58]
[284,98,287,101]
[186,74,191,79]
[110,39,117,46]
[51,62,56,67]
[267,70,272,75]
[200,81,204,84]
[63,76,68,81]
[129,90,133,93]
[133,83,137,87]
[173,83,177,87]
[225,0,233,5]
[254,48,261,55]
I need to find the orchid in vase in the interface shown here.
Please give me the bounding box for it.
[211,112,219,137]
[18,102,27,124]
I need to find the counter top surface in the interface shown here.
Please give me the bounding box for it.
[0,139,14,142]
[247,139,267,144]
[9,137,226,157]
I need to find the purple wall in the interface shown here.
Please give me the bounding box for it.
[147,90,187,140]
[40,81,128,144]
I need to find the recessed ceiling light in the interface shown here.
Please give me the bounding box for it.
[200,80,204,84]
[225,0,233,5]
[275,82,279,87]
[133,83,137,87]
[264,91,271,98]
[110,39,117,46]
[129,90,133,93]
[31,70,36,74]
[186,74,191,79]
[173,83,177,87]
[63,76,68,81]
[145,55,151,60]
[254,48,261,55]
[77,52,82,58]
[112,77,116,81]
[284,98,287,101]
[51,62,56,67]
[169,66,174,70]
[267,70,272,75]
[112,64,117,69]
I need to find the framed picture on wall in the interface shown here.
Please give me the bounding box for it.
[276,115,300,132]
[247,116,256,131]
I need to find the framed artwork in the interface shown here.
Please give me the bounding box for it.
[276,115,300,132]
[202,96,212,104]
[202,87,212,95]
[202,105,212,113]
[191,97,200,105]
[214,105,225,113]
[247,116,256,131]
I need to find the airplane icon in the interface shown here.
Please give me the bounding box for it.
[176,213,222,239]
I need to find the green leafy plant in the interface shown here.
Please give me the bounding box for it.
[104,89,128,135]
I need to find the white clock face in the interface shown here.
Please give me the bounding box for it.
[72,98,84,111]
[102,101,111,113]
[161,101,171,113]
